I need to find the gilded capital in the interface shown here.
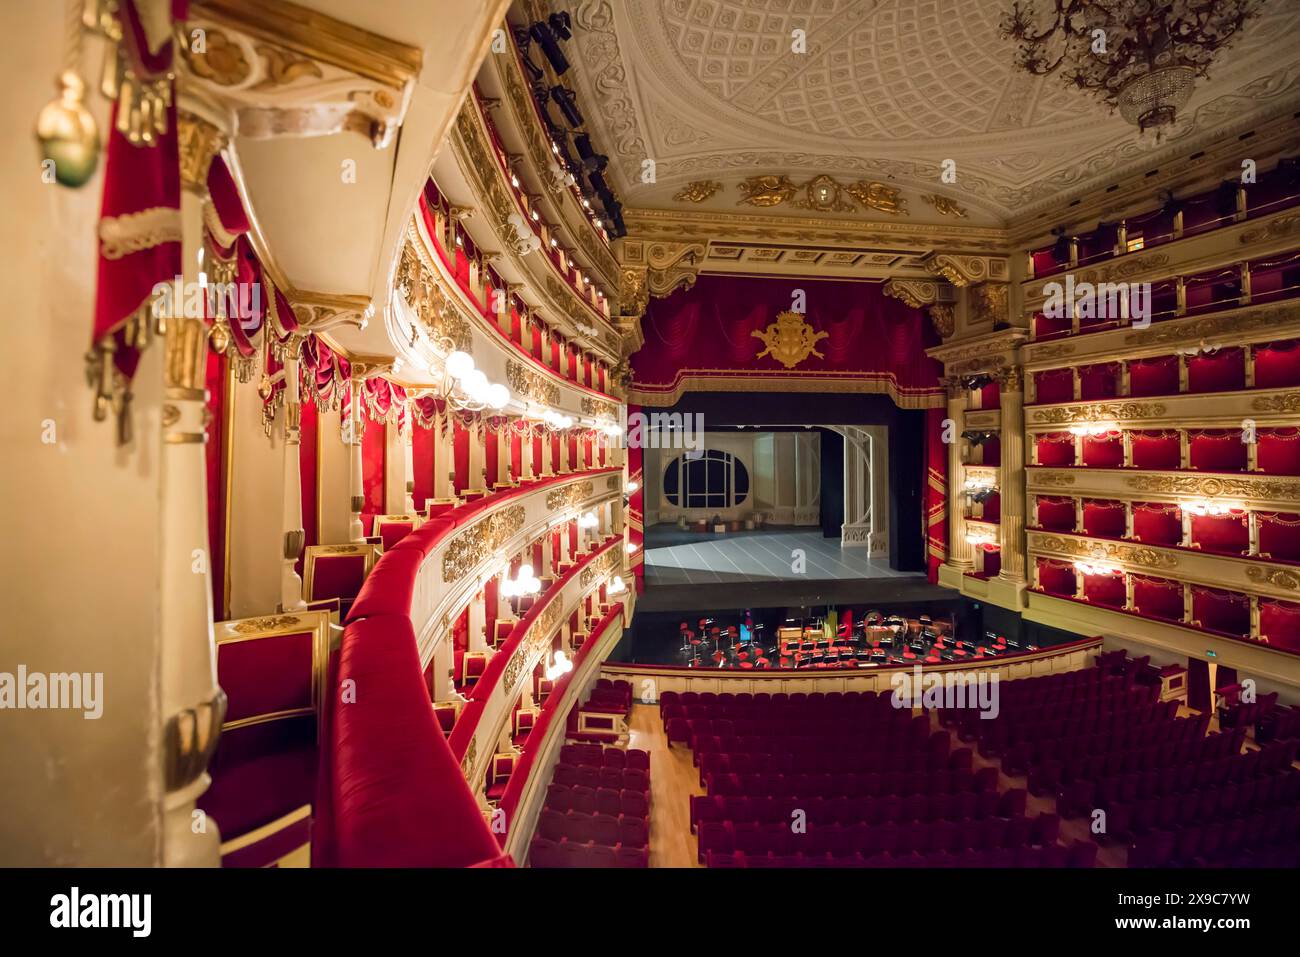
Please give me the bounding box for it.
[178,112,227,194]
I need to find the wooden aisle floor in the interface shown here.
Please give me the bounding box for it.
[628,703,703,868]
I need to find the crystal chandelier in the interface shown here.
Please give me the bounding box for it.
[1000,0,1265,142]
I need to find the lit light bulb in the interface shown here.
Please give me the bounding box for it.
[487,383,510,409]
[446,351,474,380]
[626,481,639,494]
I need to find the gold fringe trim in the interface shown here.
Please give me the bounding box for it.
[99,206,182,260]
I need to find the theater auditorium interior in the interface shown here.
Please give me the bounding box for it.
[5,0,1300,887]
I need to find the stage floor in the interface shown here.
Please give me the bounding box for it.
[644,527,916,587]
[638,526,952,613]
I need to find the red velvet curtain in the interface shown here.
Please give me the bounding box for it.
[1260,599,1300,653]
[1190,512,1248,554]
[412,423,435,511]
[1083,571,1125,607]
[361,416,386,534]
[1082,432,1123,468]
[1037,558,1076,596]
[1079,363,1119,400]
[1036,496,1075,530]
[1036,432,1075,467]
[1132,502,1182,545]
[1258,429,1300,475]
[1187,347,1245,393]
[1192,587,1250,637]
[1133,575,1183,621]
[1034,368,1073,404]
[1189,430,1246,471]
[1129,355,1179,397]
[1082,499,1125,537]
[1254,340,1300,388]
[204,349,228,617]
[630,275,943,407]
[299,397,319,575]
[1131,430,1180,470]
[1258,512,1300,561]
[925,407,947,582]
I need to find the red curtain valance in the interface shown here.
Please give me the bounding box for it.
[630,275,943,407]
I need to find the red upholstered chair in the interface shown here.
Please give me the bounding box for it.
[432,700,460,737]
[492,620,516,650]
[374,514,419,551]
[456,651,488,689]
[621,789,649,818]
[596,788,622,817]
[303,543,377,613]
[485,752,515,803]
[201,611,332,857]
[512,707,538,747]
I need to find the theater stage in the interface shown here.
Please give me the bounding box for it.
[639,526,954,613]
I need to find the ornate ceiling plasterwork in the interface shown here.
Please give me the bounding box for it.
[556,0,1300,225]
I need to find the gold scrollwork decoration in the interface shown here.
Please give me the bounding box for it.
[752,311,829,369]
[442,505,526,583]
[1030,402,1165,424]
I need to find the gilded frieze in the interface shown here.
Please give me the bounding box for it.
[442,505,526,583]
[1030,402,1166,424]
[1030,534,1179,570]
[547,481,595,512]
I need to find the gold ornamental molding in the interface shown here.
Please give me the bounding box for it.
[964,410,1001,430]
[969,282,1010,325]
[620,207,1008,256]
[1030,401,1167,425]
[397,229,474,352]
[1122,303,1300,349]
[506,360,562,407]
[182,0,421,146]
[1124,473,1300,502]
[1251,392,1300,414]
[752,311,829,369]
[1245,566,1300,593]
[736,174,907,216]
[1238,211,1300,246]
[921,253,1008,287]
[1029,534,1180,570]
[546,481,596,512]
[580,396,618,419]
[673,181,723,203]
[923,194,968,218]
[442,505,526,584]
[1032,471,1077,488]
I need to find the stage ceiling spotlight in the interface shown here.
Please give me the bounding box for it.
[551,86,583,128]
[529,21,570,75]
[548,12,573,40]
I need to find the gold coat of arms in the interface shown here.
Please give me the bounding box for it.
[752,310,829,369]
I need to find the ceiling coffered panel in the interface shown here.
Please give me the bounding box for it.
[556,0,1300,226]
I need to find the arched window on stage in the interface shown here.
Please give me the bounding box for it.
[664,450,749,509]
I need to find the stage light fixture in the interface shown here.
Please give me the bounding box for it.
[528,21,570,75]
[551,86,583,128]
[548,12,573,40]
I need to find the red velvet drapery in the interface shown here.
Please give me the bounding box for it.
[630,275,943,408]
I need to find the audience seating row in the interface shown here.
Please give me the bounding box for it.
[690,788,1028,832]
[529,837,647,868]
[1129,806,1300,867]
[552,763,648,792]
[546,784,649,818]
[537,809,649,848]
[696,813,1062,864]
[707,842,1098,868]
[1097,769,1300,843]
[558,743,649,769]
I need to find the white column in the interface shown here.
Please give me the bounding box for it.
[867,427,889,557]
[403,421,415,513]
[348,375,365,541]
[998,367,1027,584]
[161,129,225,866]
[279,338,306,611]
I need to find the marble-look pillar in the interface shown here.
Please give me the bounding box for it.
[997,367,1027,583]
[945,384,974,571]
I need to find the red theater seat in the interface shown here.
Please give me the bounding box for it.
[303,543,377,613]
